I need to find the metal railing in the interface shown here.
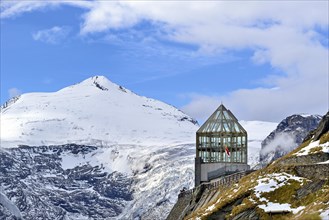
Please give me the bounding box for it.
[178,170,254,198]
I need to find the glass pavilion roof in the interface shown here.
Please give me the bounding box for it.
[197,104,246,134]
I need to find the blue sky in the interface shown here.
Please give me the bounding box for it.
[1,1,328,122]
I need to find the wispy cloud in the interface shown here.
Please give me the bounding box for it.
[32,26,71,44]
[8,88,22,98]
[1,1,56,19]
[0,1,92,19]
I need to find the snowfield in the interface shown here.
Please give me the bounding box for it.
[1,76,198,148]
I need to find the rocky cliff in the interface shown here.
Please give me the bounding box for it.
[259,114,321,166]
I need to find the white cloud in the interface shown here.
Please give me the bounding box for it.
[0,1,92,19]
[1,1,328,121]
[180,94,222,123]
[8,88,21,98]
[182,79,328,122]
[80,2,140,34]
[32,26,70,44]
[0,1,55,18]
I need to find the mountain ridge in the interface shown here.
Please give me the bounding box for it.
[260,114,322,166]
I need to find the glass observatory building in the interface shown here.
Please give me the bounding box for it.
[195,104,250,186]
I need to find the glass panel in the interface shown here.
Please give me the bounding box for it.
[234,123,240,132]
[215,111,221,120]
[223,123,229,131]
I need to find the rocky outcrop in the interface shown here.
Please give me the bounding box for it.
[295,164,329,180]
[166,192,193,220]
[277,153,329,166]
[314,111,329,140]
[0,95,20,112]
[296,180,325,199]
[206,196,250,220]
[260,114,321,165]
[231,209,259,220]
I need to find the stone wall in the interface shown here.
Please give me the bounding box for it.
[200,163,250,183]
[277,153,329,166]
[295,164,329,180]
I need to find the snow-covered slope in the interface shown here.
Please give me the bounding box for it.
[1,76,198,148]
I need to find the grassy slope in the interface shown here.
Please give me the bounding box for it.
[186,132,329,220]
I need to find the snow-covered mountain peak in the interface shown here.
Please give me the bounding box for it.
[59,75,131,95]
[80,75,115,90]
[298,113,322,119]
[1,76,198,148]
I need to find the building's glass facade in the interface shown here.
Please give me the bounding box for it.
[196,105,247,163]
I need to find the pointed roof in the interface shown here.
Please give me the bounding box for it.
[197,104,246,134]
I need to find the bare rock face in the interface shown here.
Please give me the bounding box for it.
[260,114,321,165]
[313,111,329,141]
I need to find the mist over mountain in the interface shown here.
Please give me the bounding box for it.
[260,114,322,165]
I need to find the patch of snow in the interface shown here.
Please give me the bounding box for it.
[254,173,306,198]
[294,140,329,156]
[254,173,308,217]
[205,204,216,212]
[60,149,112,171]
[259,202,304,214]
[300,114,312,117]
[254,177,282,196]
[320,208,329,220]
